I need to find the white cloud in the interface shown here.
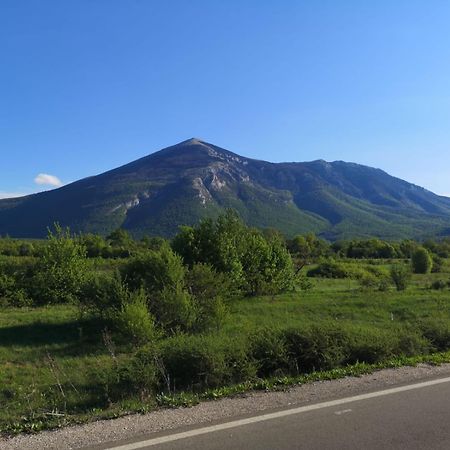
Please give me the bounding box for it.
[0,191,29,199]
[34,173,63,187]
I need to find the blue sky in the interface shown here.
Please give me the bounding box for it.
[1,0,450,198]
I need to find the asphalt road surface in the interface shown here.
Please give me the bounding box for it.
[95,376,450,450]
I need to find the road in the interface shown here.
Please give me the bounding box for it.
[95,376,450,450]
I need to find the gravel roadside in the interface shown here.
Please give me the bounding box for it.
[2,363,450,450]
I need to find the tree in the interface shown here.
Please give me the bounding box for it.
[411,247,433,274]
[172,210,295,296]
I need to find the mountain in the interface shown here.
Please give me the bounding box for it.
[1,138,450,240]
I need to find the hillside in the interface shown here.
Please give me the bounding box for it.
[1,138,450,239]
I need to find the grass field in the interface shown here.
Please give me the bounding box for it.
[1,265,450,434]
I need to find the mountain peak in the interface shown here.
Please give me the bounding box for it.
[2,139,450,240]
[177,137,207,146]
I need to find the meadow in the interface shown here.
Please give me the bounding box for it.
[2,263,450,434]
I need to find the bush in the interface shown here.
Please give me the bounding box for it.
[307,260,354,279]
[123,343,161,398]
[249,328,290,377]
[0,273,32,307]
[283,325,350,373]
[31,225,88,304]
[431,255,443,273]
[99,344,160,402]
[111,288,159,346]
[160,335,228,391]
[121,244,196,333]
[152,286,196,333]
[411,247,433,274]
[430,279,448,290]
[418,320,450,351]
[172,211,296,296]
[78,272,130,314]
[358,273,379,290]
[186,263,229,332]
[121,243,186,295]
[390,264,411,291]
[241,234,295,296]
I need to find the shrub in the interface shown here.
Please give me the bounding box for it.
[31,225,88,304]
[99,344,160,402]
[390,264,411,291]
[307,260,352,279]
[111,288,159,346]
[172,211,295,296]
[431,255,443,273]
[430,279,448,290]
[186,263,229,332]
[411,247,433,274]
[121,244,197,333]
[249,328,290,377]
[395,329,430,356]
[0,273,32,307]
[296,274,314,291]
[78,272,130,314]
[241,234,295,296]
[122,343,161,398]
[223,337,257,383]
[121,243,186,295]
[160,335,228,391]
[151,286,196,333]
[418,320,450,351]
[358,273,379,290]
[283,325,350,373]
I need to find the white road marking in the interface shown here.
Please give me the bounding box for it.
[105,376,450,450]
[334,408,352,415]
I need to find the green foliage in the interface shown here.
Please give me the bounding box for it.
[283,325,350,372]
[249,328,290,377]
[107,228,133,248]
[80,234,108,258]
[411,247,433,274]
[120,244,195,333]
[241,233,295,295]
[121,243,186,294]
[430,279,448,290]
[160,335,229,391]
[342,238,397,259]
[78,272,127,314]
[289,233,330,261]
[111,288,159,346]
[173,211,295,296]
[3,266,450,433]
[185,263,229,332]
[0,273,32,307]
[418,319,450,351]
[307,260,354,279]
[152,286,196,333]
[31,225,88,304]
[390,264,411,291]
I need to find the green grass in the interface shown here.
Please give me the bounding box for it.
[226,274,450,332]
[1,263,450,434]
